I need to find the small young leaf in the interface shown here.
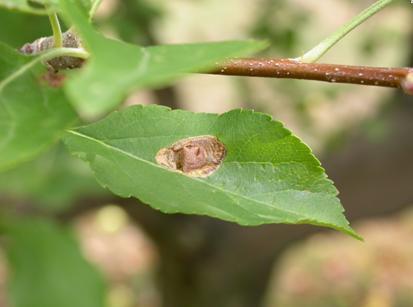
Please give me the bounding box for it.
[0,43,77,171]
[64,105,360,239]
[3,218,106,307]
[59,0,269,118]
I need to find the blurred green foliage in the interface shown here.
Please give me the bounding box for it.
[0,145,107,212]
[4,218,106,307]
[0,43,78,171]
[0,9,50,48]
[95,0,162,45]
[251,0,309,55]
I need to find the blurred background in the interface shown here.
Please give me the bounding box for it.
[0,0,412,306]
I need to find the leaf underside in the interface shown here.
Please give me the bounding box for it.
[64,105,359,239]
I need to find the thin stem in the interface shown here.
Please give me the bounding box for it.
[294,0,395,63]
[48,13,63,48]
[0,48,89,91]
[89,0,103,21]
[209,58,412,93]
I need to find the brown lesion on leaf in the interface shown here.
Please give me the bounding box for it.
[155,136,226,178]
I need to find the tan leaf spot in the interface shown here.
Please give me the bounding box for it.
[155,135,226,178]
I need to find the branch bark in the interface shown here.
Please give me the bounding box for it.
[209,58,412,94]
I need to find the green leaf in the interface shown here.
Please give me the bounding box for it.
[0,8,51,47]
[59,0,268,118]
[3,218,106,307]
[0,0,57,15]
[64,105,359,239]
[0,144,108,211]
[0,42,77,171]
[0,0,93,15]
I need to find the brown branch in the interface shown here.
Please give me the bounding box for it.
[210,58,413,94]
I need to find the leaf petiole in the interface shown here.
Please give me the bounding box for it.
[294,0,396,63]
[48,13,63,48]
